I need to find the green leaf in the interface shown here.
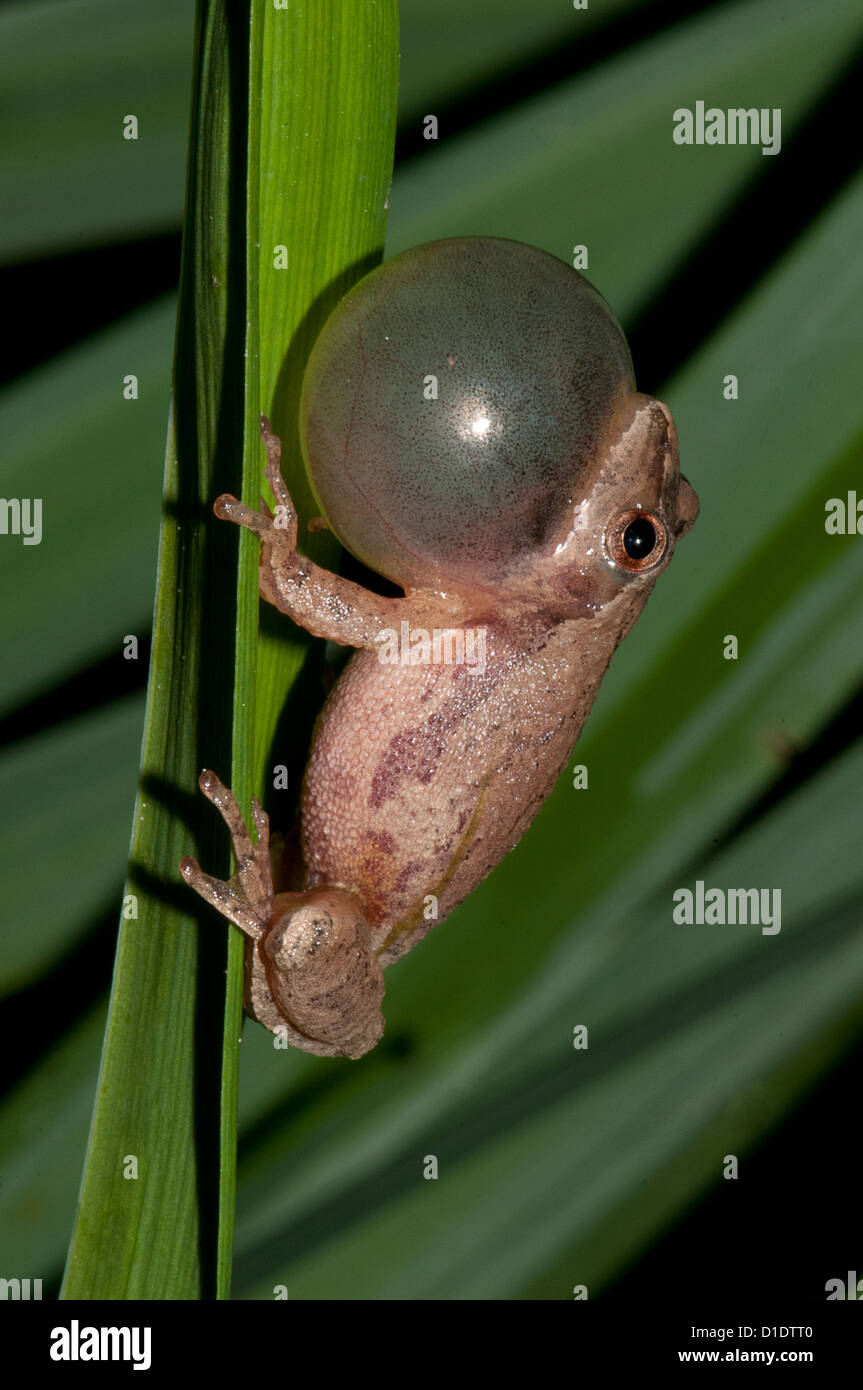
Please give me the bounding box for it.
[388,0,863,323]
[0,1003,108,1282]
[0,300,172,718]
[0,699,144,995]
[60,0,398,1299]
[398,0,645,118]
[0,0,192,263]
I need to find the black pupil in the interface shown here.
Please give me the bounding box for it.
[623,516,656,560]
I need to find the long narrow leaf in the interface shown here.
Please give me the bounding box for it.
[61,0,398,1299]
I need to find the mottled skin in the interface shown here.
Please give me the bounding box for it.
[180,238,699,1060]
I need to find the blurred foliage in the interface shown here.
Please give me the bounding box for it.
[0,0,861,1299]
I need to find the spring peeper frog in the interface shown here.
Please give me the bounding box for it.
[180,237,698,1059]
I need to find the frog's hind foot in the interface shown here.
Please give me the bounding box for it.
[179,769,273,939]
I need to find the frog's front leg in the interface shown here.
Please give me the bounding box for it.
[180,770,384,1060]
[213,416,466,648]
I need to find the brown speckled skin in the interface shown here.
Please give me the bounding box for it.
[307,613,634,967]
[179,239,698,1059]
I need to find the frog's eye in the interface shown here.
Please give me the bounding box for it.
[605,508,668,573]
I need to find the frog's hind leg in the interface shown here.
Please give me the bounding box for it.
[181,771,384,1059]
[251,885,386,1060]
[179,771,317,1053]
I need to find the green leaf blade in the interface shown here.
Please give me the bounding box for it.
[61,0,398,1299]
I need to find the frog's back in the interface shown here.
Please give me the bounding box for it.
[300,620,608,959]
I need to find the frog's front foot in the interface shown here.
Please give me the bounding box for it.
[212,414,298,551]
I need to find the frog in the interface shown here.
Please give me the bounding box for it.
[179,236,699,1059]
